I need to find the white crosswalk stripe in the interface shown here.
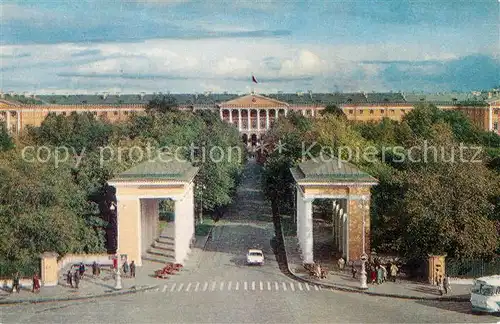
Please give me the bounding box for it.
[145,281,329,294]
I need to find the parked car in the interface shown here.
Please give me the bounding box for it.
[246,249,264,265]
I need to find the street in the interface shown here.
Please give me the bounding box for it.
[1,160,497,323]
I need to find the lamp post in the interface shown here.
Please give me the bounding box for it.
[110,203,122,290]
[359,197,368,289]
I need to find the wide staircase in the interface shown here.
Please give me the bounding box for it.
[142,224,176,264]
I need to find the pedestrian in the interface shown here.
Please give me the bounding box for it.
[92,261,97,277]
[11,272,20,293]
[370,266,377,284]
[122,260,129,277]
[351,263,357,279]
[96,263,101,277]
[73,271,80,289]
[66,270,73,288]
[381,264,387,282]
[32,273,40,293]
[390,263,398,282]
[437,276,444,296]
[79,262,85,278]
[130,260,136,278]
[443,274,451,295]
[376,266,383,284]
[338,257,345,271]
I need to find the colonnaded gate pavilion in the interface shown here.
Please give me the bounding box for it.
[108,156,199,266]
[290,157,378,263]
[107,149,378,268]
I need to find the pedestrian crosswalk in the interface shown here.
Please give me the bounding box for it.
[144,280,329,294]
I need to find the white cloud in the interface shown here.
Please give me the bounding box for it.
[0,37,494,94]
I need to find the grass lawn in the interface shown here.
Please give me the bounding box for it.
[195,218,215,236]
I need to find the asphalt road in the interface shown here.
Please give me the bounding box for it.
[1,160,497,323]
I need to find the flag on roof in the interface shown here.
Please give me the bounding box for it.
[252,75,258,83]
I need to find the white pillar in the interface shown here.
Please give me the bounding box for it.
[296,187,302,251]
[311,109,315,117]
[220,108,223,120]
[257,110,261,132]
[489,104,493,131]
[247,109,251,130]
[16,110,20,135]
[303,198,314,263]
[284,109,288,117]
[238,109,242,131]
[302,109,306,116]
[266,110,270,129]
[6,111,11,133]
[275,109,278,120]
[174,197,189,264]
[343,212,348,261]
[229,109,233,124]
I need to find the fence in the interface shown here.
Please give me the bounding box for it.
[446,258,500,278]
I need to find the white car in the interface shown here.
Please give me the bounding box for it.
[246,249,264,265]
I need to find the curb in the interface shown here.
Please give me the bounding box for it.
[0,285,159,305]
[276,218,469,302]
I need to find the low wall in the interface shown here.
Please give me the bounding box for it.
[57,253,114,271]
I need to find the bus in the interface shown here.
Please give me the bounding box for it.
[471,275,500,313]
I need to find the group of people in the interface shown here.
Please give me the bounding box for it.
[121,260,136,277]
[10,272,40,293]
[338,257,399,284]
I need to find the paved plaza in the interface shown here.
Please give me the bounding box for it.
[0,160,498,323]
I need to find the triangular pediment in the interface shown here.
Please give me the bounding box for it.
[220,94,289,107]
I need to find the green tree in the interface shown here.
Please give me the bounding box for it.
[145,95,178,114]
[0,122,14,151]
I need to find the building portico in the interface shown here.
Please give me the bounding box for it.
[108,156,198,266]
[290,158,378,263]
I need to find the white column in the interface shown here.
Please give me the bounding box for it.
[296,187,302,251]
[247,109,251,130]
[266,110,270,129]
[229,109,233,124]
[303,198,314,263]
[302,109,306,116]
[6,111,11,133]
[275,109,278,120]
[219,108,223,120]
[311,109,315,117]
[238,108,242,132]
[257,110,261,132]
[174,197,189,264]
[284,109,288,117]
[16,110,20,135]
[489,104,493,131]
[343,212,348,261]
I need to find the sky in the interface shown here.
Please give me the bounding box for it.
[0,0,499,94]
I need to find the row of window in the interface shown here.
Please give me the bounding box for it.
[347,109,406,115]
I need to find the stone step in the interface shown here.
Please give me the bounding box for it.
[152,240,175,251]
[142,254,176,265]
[147,247,175,258]
[156,237,175,245]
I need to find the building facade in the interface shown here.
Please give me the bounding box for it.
[1,92,499,141]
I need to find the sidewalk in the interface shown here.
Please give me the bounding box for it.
[0,231,212,305]
[282,234,471,301]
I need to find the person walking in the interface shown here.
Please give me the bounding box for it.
[443,274,451,295]
[66,270,73,288]
[32,273,40,293]
[122,260,130,277]
[338,257,345,271]
[390,263,398,282]
[78,262,85,278]
[92,261,97,277]
[73,271,80,289]
[437,276,444,296]
[11,272,20,293]
[380,264,387,282]
[351,262,357,279]
[376,266,383,284]
[130,260,136,278]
